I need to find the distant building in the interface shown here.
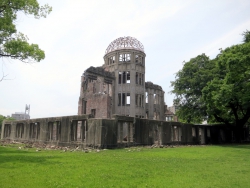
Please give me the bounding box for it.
[11,105,30,120]
[165,105,179,122]
[11,112,30,120]
[168,105,179,114]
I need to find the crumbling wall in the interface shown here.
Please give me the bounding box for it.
[145,81,165,121]
[78,66,114,118]
[1,115,248,148]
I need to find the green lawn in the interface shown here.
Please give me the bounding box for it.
[0,144,250,188]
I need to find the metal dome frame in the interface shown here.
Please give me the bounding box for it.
[105,36,144,54]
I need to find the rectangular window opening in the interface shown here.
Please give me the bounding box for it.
[135,55,138,63]
[141,95,144,107]
[118,72,122,84]
[139,95,141,107]
[122,93,126,106]
[139,73,142,85]
[118,93,121,106]
[122,72,126,84]
[119,54,123,62]
[126,93,130,105]
[119,54,131,62]
[91,109,96,118]
[135,94,138,106]
[126,71,130,83]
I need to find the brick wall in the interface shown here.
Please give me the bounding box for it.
[86,93,112,118]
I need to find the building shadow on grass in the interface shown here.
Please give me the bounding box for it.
[0,147,62,168]
[219,144,250,150]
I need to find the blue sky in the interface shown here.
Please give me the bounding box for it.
[1,0,250,118]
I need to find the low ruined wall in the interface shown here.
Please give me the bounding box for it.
[1,114,248,148]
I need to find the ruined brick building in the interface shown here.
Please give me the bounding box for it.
[1,37,249,148]
[78,37,165,120]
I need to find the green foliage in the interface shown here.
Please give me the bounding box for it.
[1,145,250,187]
[242,30,250,43]
[171,54,215,123]
[0,115,15,130]
[0,0,52,63]
[203,42,250,127]
[171,31,250,132]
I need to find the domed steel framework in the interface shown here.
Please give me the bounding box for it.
[105,36,144,54]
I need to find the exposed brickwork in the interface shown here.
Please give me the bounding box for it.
[86,93,112,118]
[78,66,114,118]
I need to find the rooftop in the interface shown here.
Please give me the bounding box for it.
[105,36,144,54]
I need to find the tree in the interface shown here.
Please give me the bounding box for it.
[0,0,52,73]
[242,29,250,43]
[171,31,250,141]
[202,36,250,140]
[170,54,215,123]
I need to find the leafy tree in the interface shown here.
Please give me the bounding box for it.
[242,30,250,43]
[170,54,215,123]
[171,31,250,141]
[202,36,250,139]
[0,0,52,64]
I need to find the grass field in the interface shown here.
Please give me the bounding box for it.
[0,144,250,188]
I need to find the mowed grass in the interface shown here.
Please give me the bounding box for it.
[1,145,250,188]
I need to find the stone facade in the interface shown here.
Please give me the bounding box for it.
[1,115,249,148]
[78,37,166,120]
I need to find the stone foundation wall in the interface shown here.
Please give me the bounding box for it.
[1,115,249,148]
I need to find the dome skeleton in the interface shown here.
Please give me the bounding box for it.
[105,36,144,54]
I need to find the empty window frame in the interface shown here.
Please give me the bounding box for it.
[29,123,40,139]
[91,109,96,118]
[126,71,130,83]
[108,56,115,65]
[154,94,159,104]
[82,100,87,114]
[139,73,142,85]
[118,72,122,84]
[119,53,131,62]
[138,95,141,106]
[122,93,126,106]
[3,124,11,138]
[122,72,126,84]
[118,71,130,84]
[136,72,144,85]
[118,93,130,106]
[118,93,121,106]
[145,92,148,103]
[135,55,143,64]
[126,93,130,105]
[71,120,83,141]
[135,94,144,107]
[16,123,24,138]
[47,122,61,141]
[173,126,181,141]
